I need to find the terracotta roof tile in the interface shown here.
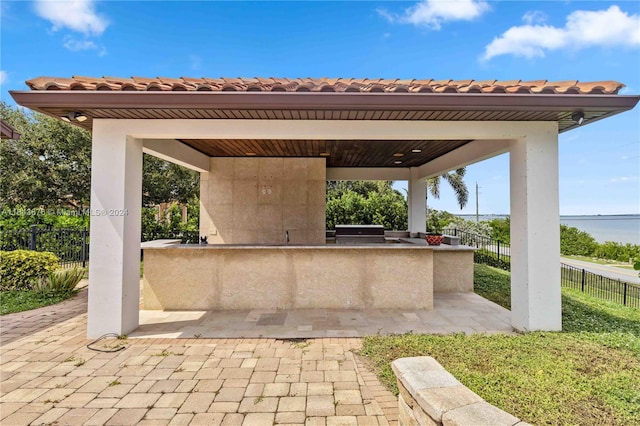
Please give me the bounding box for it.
[23,76,625,95]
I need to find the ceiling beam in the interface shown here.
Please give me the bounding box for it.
[142,139,209,172]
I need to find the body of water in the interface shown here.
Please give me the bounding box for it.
[457,214,640,245]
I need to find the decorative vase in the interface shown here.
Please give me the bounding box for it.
[425,234,443,246]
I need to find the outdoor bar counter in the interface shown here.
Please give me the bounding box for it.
[141,240,475,311]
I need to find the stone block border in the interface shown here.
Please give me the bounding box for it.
[391,357,531,426]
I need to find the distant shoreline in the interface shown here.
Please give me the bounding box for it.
[456,214,640,245]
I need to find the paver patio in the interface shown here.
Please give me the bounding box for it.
[1,288,512,425]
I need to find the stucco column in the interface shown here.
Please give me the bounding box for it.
[509,123,561,331]
[87,122,143,338]
[408,168,427,234]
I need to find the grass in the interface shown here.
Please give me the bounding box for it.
[564,254,634,268]
[0,289,79,315]
[359,264,640,426]
[1,267,87,315]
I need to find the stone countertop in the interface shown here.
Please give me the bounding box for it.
[141,239,476,251]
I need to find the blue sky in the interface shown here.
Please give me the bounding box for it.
[1,0,639,215]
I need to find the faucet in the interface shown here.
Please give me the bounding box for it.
[285,230,290,245]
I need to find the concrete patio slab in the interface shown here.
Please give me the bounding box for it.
[132,293,513,339]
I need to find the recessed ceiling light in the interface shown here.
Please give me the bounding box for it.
[319,152,330,156]
[394,160,402,164]
[393,153,404,157]
[245,152,257,156]
[411,149,422,153]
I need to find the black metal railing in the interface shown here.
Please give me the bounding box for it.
[561,262,639,309]
[442,228,511,270]
[141,230,200,244]
[442,227,638,309]
[0,226,89,268]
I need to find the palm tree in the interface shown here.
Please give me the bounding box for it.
[425,168,469,231]
[427,167,469,209]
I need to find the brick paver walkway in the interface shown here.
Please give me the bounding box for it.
[1,290,398,425]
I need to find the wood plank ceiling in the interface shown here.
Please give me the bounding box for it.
[179,139,471,167]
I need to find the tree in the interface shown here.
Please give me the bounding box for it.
[425,168,469,230]
[142,154,199,207]
[0,101,91,209]
[326,181,407,230]
[1,101,199,211]
[427,168,469,210]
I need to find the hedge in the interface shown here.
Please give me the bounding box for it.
[0,250,59,291]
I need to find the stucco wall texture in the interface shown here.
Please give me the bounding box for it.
[200,157,326,245]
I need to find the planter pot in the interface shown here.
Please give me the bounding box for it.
[425,234,443,246]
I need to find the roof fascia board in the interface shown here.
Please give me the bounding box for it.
[10,91,640,112]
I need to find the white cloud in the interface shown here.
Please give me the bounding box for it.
[378,0,489,30]
[610,176,638,183]
[63,36,97,51]
[0,70,7,85]
[522,10,546,25]
[483,6,640,61]
[34,0,108,36]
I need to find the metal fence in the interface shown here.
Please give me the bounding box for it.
[442,228,511,270]
[0,226,89,268]
[561,262,640,309]
[442,227,638,309]
[0,227,200,268]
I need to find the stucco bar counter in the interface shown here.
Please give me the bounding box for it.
[142,241,474,311]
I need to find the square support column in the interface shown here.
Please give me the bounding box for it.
[509,124,561,331]
[408,168,427,234]
[87,123,143,338]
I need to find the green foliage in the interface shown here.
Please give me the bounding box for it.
[426,209,456,233]
[594,241,640,263]
[325,181,407,230]
[34,268,84,294]
[143,154,200,206]
[0,101,92,209]
[445,217,493,238]
[473,264,511,308]
[1,290,77,315]
[360,265,640,425]
[141,198,200,241]
[0,250,59,291]
[474,249,510,271]
[427,168,469,210]
[560,225,598,256]
[488,217,510,243]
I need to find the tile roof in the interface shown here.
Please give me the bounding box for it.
[25,76,624,95]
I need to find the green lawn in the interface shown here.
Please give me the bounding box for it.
[1,289,79,315]
[359,264,640,426]
[1,267,87,315]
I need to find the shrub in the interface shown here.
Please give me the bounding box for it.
[560,225,598,256]
[475,249,511,271]
[34,268,84,294]
[0,250,59,291]
[445,218,493,239]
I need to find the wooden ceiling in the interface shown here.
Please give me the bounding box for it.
[179,139,471,167]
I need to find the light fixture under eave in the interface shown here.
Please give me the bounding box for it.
[61,112,87,123]
[392,153,404,157]
[411,149,422,153]
[245,152,257,156]
[319,152,330,157]
[394,160,402,164]
[571,111,585,125]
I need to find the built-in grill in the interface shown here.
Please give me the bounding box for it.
[335,225,386,244]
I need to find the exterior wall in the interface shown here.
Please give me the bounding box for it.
[433,251,474,293]
[200,157,326,245]
[142,246,435,310]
